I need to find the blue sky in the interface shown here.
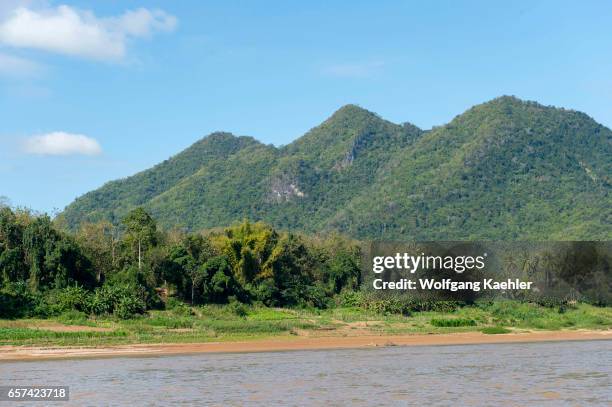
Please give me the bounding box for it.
[1,0,611,214]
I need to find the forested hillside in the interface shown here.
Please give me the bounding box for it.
[61,97,612,239]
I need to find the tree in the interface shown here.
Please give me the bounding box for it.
[43,236,96,289]
[327,250,361,294]
[0,207,26,285]
[77,221,117,282]
[15,212,95,291]
[166,234,215,303]
[122,208,157,271]
[262,234,315,306]
[214,220,278,286]
[183,234,214,303]
[195,256,240,303]
[21,215,56,291]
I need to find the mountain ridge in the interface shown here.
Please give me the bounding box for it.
[61,96,612,239]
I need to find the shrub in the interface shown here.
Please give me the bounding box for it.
[355,293,465,315]
[532,296,569,308]
[430,318,476,327]
[227,299,248,317]
[427,301,464,313]
[362,298,412,316]
[89,283,147,318]
[89,286,119,315]
[337,290,363,307]
[0,282,40,318]
[481,326,511,334]
[115,296,146,320]
[57,310,89,325]
[106,266,163,310]
[166,297,193,316]
[304,283,331,309]
[46,286,92,314]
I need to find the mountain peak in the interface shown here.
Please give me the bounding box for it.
[284,103,407,161]
[489,95,525,104]
[476,95,583,113]
[202,131,238,141]
[333,103,375,114]
[467,95,538,113]
[326,104,381,123]
[454,95,600,129]
[192,131,262,152]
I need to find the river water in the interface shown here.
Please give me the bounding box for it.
[1,340,611,406]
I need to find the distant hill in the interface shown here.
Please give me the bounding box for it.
[61,96,612,239]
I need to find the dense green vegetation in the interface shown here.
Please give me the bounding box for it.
[61,96,611,240]
[1,206,360,320]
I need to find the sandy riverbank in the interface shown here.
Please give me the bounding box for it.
[1,330,610,361]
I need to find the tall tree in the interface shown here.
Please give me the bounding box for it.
[0,207,26,285]
[77,221,117,282]
[122,208,157,271]
[165,234,215,303]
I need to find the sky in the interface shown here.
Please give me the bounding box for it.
[1,0,611,214]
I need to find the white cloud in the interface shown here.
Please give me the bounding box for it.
[23,132,102,156]
[0,5,177,61]
[113,8,177,37]
[323,61,385,78]
[0,51,41,76]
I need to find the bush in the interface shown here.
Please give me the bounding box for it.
[57,310,89,325]
[227,299,248,317]
[304,283,331,309]
[45,286,92,315]
[166,297,193,316]
[89,283,147,318]
[337,290,363,307]
[353,294,462,316]
[481,326,511,334]
[427,301,464,313]
[532,296,570,308]
[431,318,476,327]
[106,266,163,310]
[115,296,146,320]
[362,298,412,316]
[0,282,40,318]
[89,286,119,315]
[354,293,465,315]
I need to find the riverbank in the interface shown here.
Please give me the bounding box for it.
[1,329,610,361]
[2,302,611,353]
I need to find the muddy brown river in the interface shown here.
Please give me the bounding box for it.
[1,340,610,406]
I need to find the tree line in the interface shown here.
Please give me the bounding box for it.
[0,206,361,318]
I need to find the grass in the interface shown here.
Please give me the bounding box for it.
[481,327,512,334]
[0,328,128,345]
[56,310,96,326]
[0,302,610,347]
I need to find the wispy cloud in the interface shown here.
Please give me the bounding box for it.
[22,132,102,156]
[0,51,42,77]
[0,4,177,61]
[322,61,385,78]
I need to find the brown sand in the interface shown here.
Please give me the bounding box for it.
[1,330,610,361]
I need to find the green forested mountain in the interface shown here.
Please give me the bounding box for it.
[61,96,612,239]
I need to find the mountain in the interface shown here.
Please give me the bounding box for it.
[61,97,612,240]
[328,97,611,239]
